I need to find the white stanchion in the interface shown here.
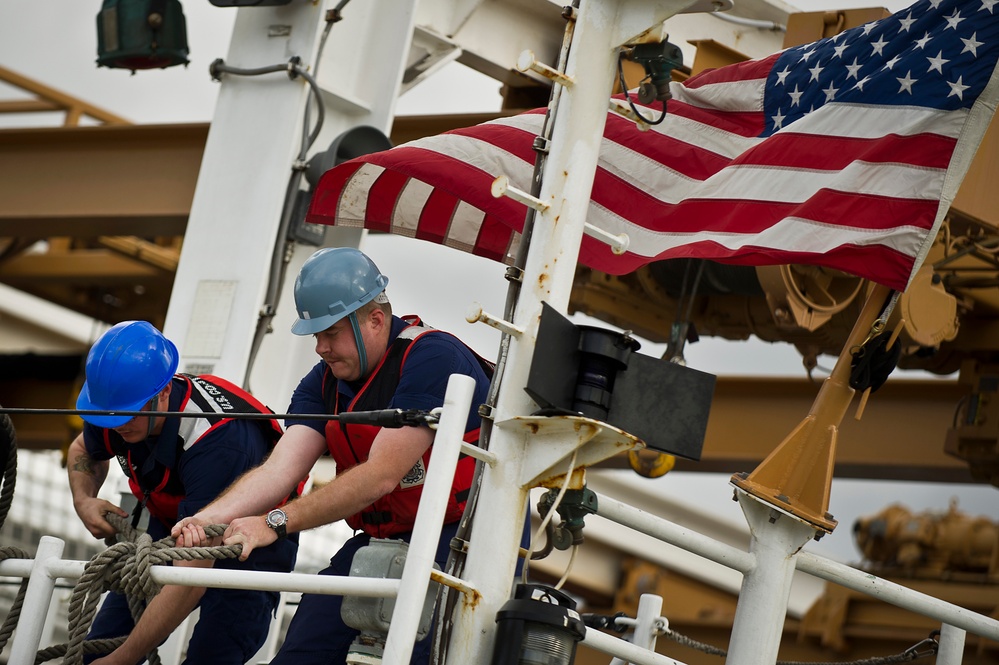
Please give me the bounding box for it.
[937,623,967,665]
[382,374,476,664]
[8,536,65,663]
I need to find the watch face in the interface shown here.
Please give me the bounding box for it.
[267,509,287,528]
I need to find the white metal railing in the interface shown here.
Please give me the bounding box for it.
[596,494,999,665]
[2,373,998,665]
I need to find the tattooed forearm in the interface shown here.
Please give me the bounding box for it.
[71,454,96,475]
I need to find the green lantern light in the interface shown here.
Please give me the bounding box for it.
[96,0,189,73]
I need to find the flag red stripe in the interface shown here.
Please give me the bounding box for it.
[474,214,516,262]
[589,181,939,235]
[682,53,779,88]
[447,122,539,163]
[578,237,914,290]
[416,190,458,244]
[365,168,410,233]
[658,101,766,138]
[731,131,957,170]
[603,114,734,180]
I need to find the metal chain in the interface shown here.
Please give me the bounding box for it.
[663,628,938,665]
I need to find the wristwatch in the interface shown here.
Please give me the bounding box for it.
[265,508,288,540]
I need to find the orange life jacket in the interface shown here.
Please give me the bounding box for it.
[323,319,487,538]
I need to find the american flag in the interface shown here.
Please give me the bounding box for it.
[307,0,999,291]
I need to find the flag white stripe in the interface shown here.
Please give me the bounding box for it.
[775,103,968,139]
[337,163,385,224]
[413,132,535,190]
[695,161,944,203]
[392,179,433,234]
[620,110,763,159]
[587,204,928,260]
[670,77,766,113]
[447,201,486,251]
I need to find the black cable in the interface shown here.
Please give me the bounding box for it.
[616,52,668,126]
[0,406,438,428]
[225,4,345,391]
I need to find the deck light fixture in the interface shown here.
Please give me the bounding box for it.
[491,584,586,665]
[96,0,190,72]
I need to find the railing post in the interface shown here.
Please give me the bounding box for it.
[725,494,815,665]
[382,374,476,664]
[9,536,66,663]
[610,593,665,665]
[937,623,967,665]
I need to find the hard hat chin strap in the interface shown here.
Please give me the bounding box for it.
[348,311,369,378]
[143,395,159,440]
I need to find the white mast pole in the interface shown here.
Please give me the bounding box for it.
[448,1,706,661]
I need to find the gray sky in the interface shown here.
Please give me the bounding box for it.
[1,0,994,563]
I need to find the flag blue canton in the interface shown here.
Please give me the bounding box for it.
[762,0,999,136]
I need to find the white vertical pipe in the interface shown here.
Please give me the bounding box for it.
[8,536,65,663]
[382,374,476,664]
[611,593,665,665]
[724,494,815,665]
[936,624,967,665]
[163,0,418,411]
[449,2,676,660]
[633,594,665,656]
[38,585,64,656]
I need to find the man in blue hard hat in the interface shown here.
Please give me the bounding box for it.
[173,246,500,665]
[67,320,301,665]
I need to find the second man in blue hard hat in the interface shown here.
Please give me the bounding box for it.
[173,246,495,665]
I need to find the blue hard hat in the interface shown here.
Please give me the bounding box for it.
[291,247,389,336]
[76,321,179,428]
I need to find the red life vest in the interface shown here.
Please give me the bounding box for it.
[323,318,487,538]
[103,374,291,525]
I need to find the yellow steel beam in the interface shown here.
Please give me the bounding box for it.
[602,376,974,484]
[0,65,130,126]
[0,100,62,114]
[0,115,509,240]
[0,249,166,282]
[0,124,208,238]
[96,237,180,272]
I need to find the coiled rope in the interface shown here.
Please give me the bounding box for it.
[0,406,247,664]
[0,407,31,657]
[43,514,243,664]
